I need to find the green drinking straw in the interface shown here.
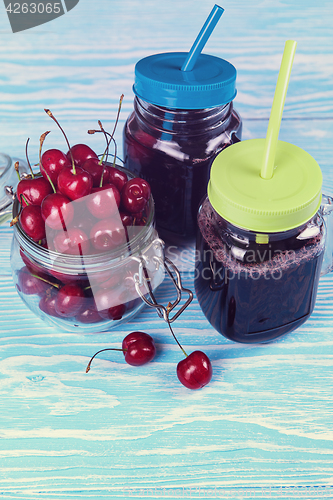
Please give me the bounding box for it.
[260,40,297,180]
[181,4,224,72]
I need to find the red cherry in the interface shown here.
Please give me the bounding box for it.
[85,331,156,373]
[16,267,48,296]
[48,268,78,284]
[20,249,46,277]
[81,158,110,187]
[120,212,133,227]
[39,289,61,318]
[121,178,151,214]
[41,192,74,230]
[94,286,126,319]
[101,303,126,321]
[53,227,90,255]
[177,351,213,390]
[85,184,121,219]
[20,205,46,241]
[106,167,128,193]
[54,283,85,317]
[122,332,156,366]
[17,176,53,207]
[137,178,151,199]
[69,202,96,234]
[57,166,93,201]
[75,298,103,324]
[41,149,71,187]
[67,144,98,167]
[90,217,126,252]
[122,331,154,349]
[73,217,94,235]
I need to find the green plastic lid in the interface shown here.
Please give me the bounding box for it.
[207,40,323,233]
[208,138,323,233]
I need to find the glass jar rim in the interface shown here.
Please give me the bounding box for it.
[200,197,323,243]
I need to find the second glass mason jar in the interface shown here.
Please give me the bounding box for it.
[123,52,242,243]
[195,139,333,344]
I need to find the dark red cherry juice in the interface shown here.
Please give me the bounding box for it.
[123,98,242,243]
[195,198,325,343]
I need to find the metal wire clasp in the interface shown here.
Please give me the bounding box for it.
[132,239,193,323]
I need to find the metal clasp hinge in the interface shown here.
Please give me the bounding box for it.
[134,255,193,324]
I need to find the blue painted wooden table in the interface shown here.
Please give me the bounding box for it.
[0,1,333,498]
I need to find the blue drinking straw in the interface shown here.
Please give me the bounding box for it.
[181,4,224,72]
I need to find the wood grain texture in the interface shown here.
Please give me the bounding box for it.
[0,0,333,498]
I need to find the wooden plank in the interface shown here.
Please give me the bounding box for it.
[0,0,333,498]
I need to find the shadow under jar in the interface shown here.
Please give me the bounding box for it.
[10,168,165,333]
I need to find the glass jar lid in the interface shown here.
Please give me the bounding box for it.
[133,52,237,110]
[208,139,323,233]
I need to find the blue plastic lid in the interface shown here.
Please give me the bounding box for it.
[133,52,237,110]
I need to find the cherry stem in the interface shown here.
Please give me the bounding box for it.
[25,138,34,178]
[85,347,127,373]
[30,273,60,289]
[9,215,19,227]
[44,109,76,174]
[109,94,123,168]
[97,121,109,188]
[90,131,117,168]
[110,94,124,145]
[99,167,106,188]
[98,120,109,165]
[89,94,123,169]
[14,161,21,182]
[111,138,117,169]
[39,131,56,193]
[20,193,29,206]
[166,311,188,358]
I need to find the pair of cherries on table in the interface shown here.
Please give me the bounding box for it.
[86,331,213,391]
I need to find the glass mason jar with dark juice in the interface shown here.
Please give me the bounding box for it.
[123,52,242,244]
[195,139,333,343]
